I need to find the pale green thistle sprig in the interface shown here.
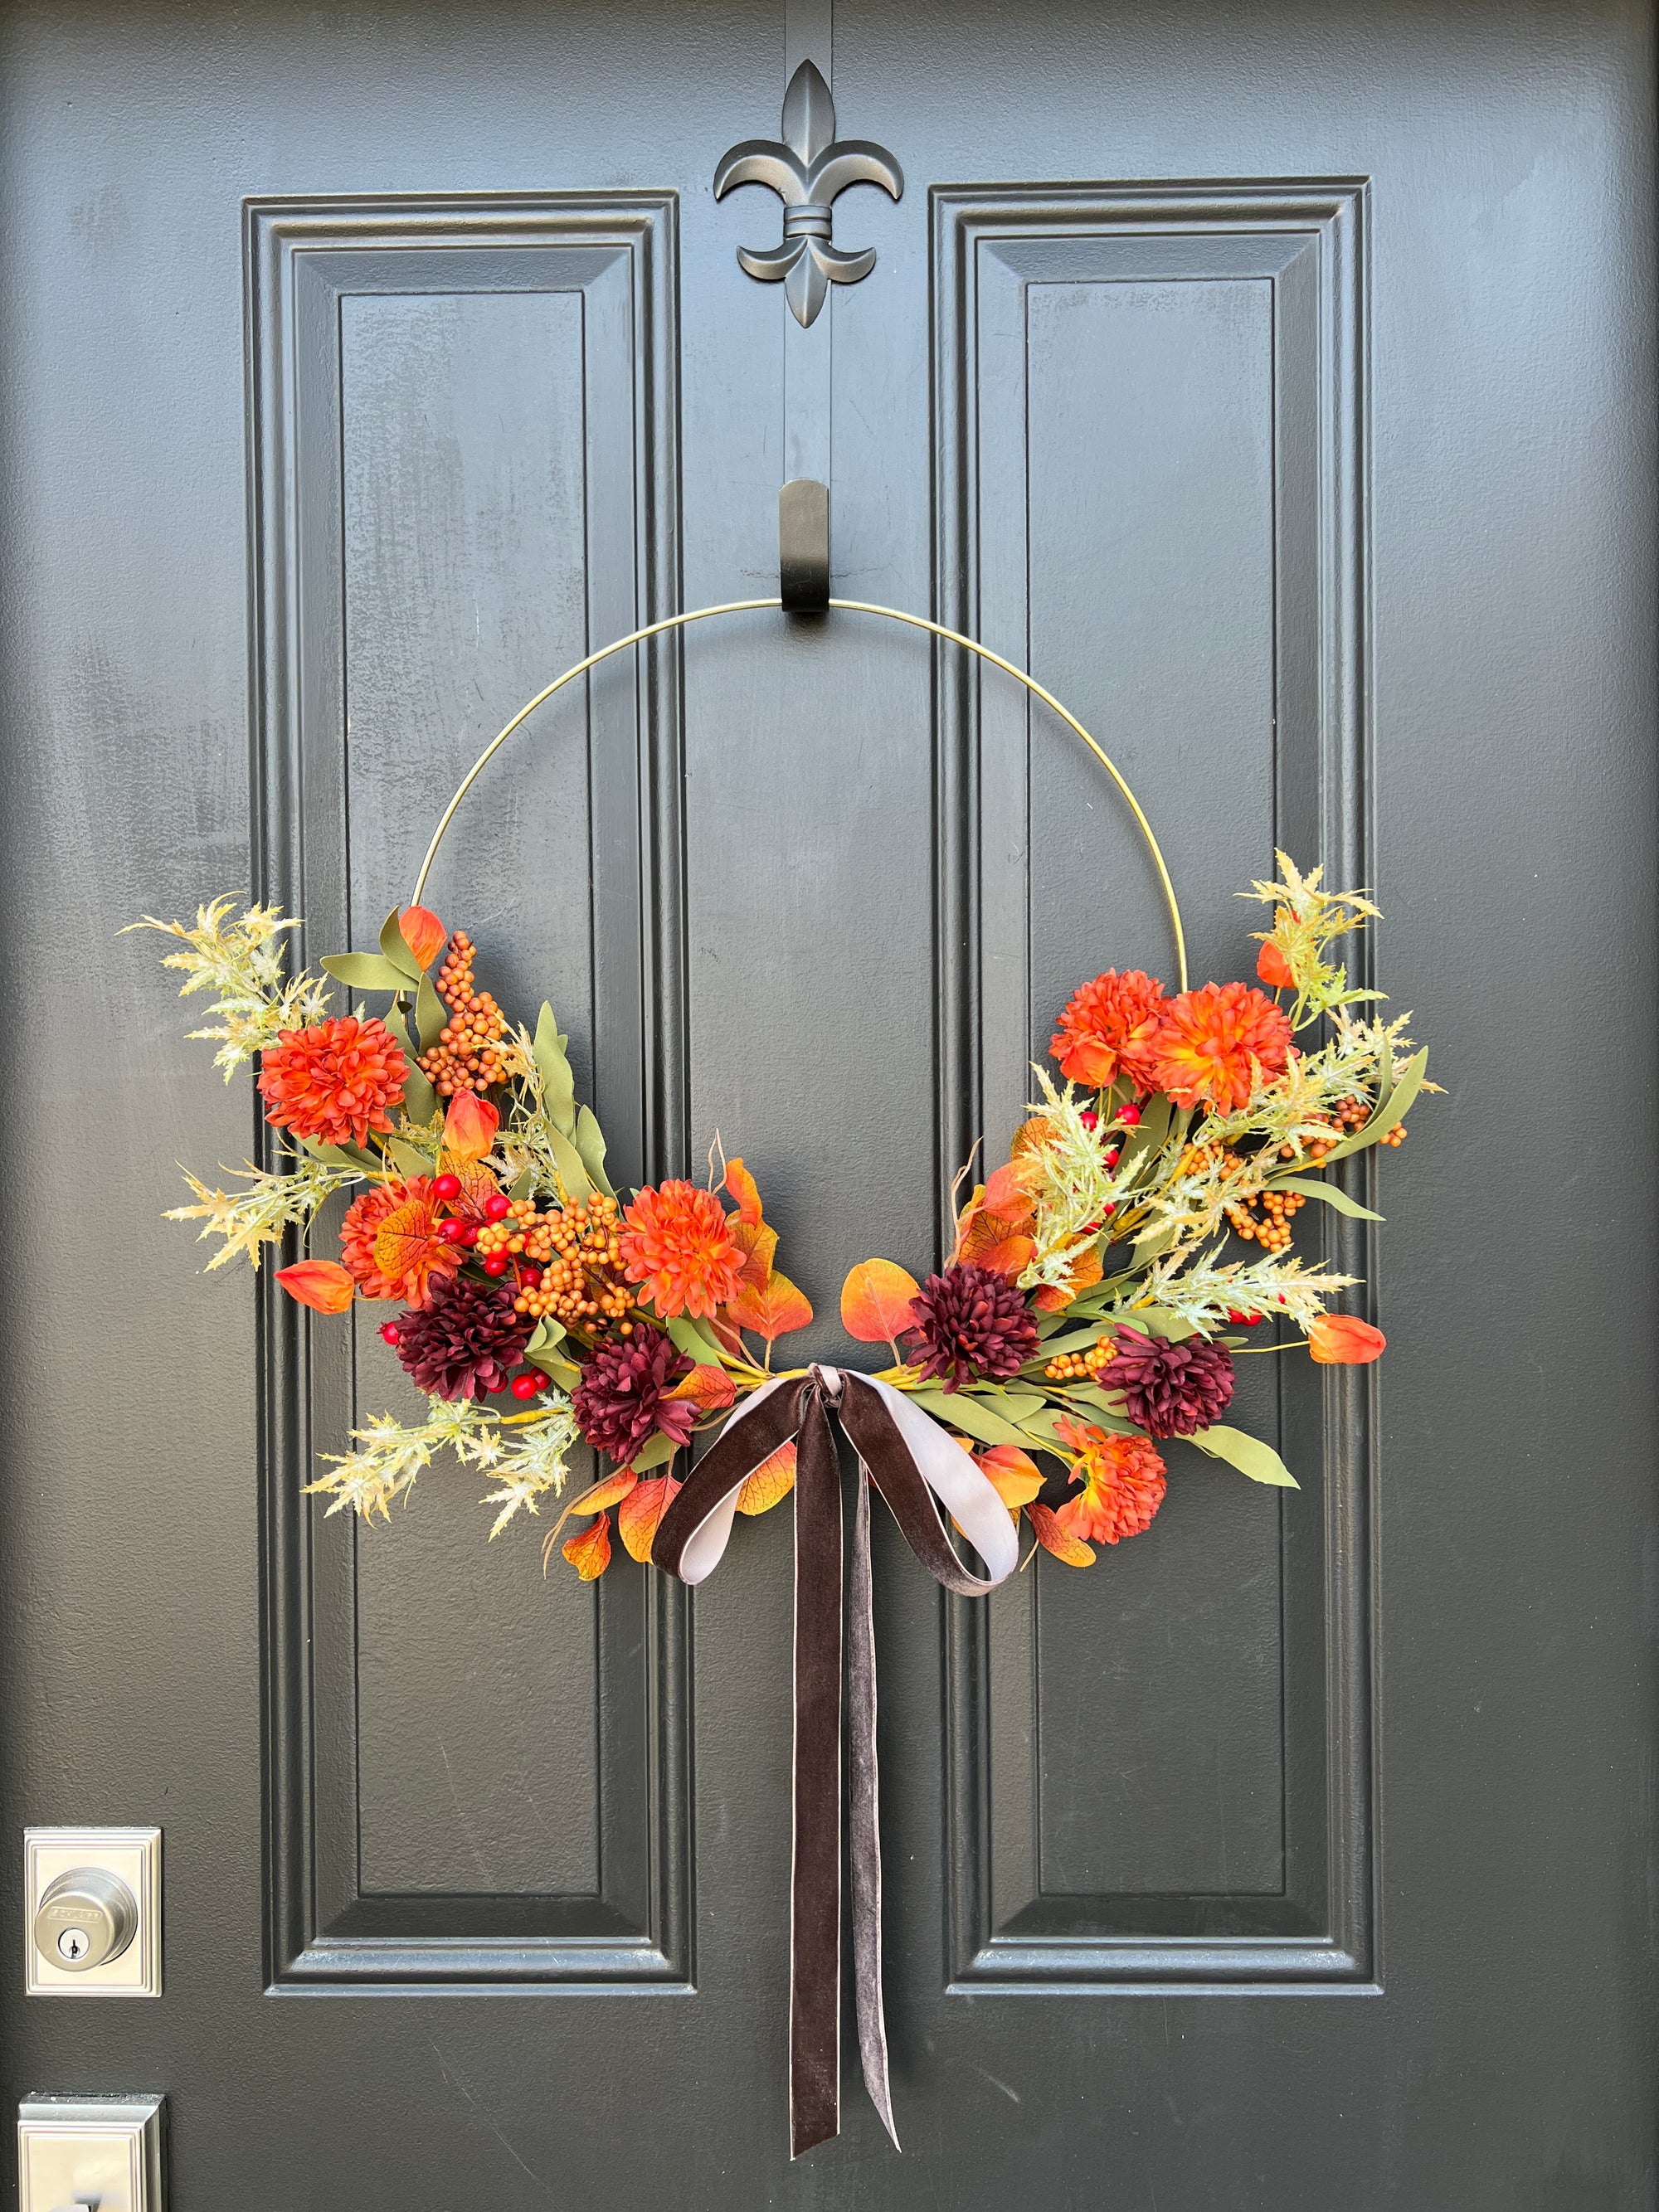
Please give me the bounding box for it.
[124,897,329,1077]
[166,1156,360,1271]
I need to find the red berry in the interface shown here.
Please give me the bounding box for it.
[511,1372,542,1400]
[460,1223,479,1247]
[519,1265,543,1288]
[1103,1147,1121,1169]
[434,1172,462,1203]
[1078,1110,1099,1131]
[1117,1103,1141,1126]
[483,1192,512,1222]
[1226,1310,1247,1325]
[1102,1200,1117,1215]
[439,1218,468,1244]
[378,1321,401,1346]
[482,1253,508,1277]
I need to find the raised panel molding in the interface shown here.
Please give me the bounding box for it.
[246,197,689,1990]
[932,182,1375,1991]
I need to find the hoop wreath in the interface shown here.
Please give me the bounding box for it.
[139,600,1428,2157]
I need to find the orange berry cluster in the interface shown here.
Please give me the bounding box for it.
[1045,1334,1117,1383]
[1228,1187,1306,1254]
[475,1198,542,1262]
[417,931,509,1096]
[513,1194,633,1334]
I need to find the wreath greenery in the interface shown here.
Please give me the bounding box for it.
[134,611,1430,1582]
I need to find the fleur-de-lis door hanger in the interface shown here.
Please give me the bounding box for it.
[715,60,903,327]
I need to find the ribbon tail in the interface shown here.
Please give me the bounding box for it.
[790,1384,844,2158]
[849,1460,900,2150]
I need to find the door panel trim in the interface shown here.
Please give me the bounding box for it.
[246,195,691,1991]
[932,180,1376,1991]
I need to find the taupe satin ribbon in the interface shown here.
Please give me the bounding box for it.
[653,1364,1018,2157]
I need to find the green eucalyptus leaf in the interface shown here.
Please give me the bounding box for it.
[1190,1423,1299,1487]
[630,1431,680,1471]
[573,1105,615,1198]
[1026,1322,1115,1360]
[544,1120,591,1203]
[509,1166,538,1203]
[529,1351,581,1390]
[1106,1307,1199,1343]
[525,1317,568,1358]
[299,1136,381,1173]
[908,1390,1033,1449]
[321,951,410,993]
[1058,1384,1138,1431]
[1265,1174,1384,1222]
[666,1315,723,1363]
[382,1005,439,1125]
[378,907,424,982]
[415,973,446,1051]
[533,1003,577,1135]
[384,1135,435,1180]
[1321,1047,1427,1162]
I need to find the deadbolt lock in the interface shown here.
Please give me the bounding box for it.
[32,1869,138,1973]
[24,1830,161,1997]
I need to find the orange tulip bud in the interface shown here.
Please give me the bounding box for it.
[398,904,447,971]
[275,1259,357,1314]
[443,1089,499,1164]
[1257,940,1295,989]
[1307,1313,1386,1364]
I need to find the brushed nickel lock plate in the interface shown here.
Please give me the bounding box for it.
[18,2094,165,2212]
[24,1830,161,1998]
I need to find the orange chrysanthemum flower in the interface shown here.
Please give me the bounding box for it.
[1050,970,1166,1089]
[339,1175,459,1306]
[259,1016,407,1148]
[619,1179,744,1320]
[1053,1417,1167,1545]
[1145,981,1292,1114]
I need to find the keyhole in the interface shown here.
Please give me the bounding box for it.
[56,1927,89,1962]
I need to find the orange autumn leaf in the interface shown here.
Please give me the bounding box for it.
[728,1216,779,1291]
[977,1444,1045,1513]
[443,1089,499,1165]
[562,1513,613,1580]
[981,1159,1039,1225]
[1034,1237,1106,1314]
[398,903,447,971]
[736,1441,797,1516]
[724,1156,764,1226]
[839,1257,922,1344]
[954,1442,1045,1539]
[669,1364,737,1411]
[543,1471,638,1574]
[724,1267,814,1344]
[1027,1501,1095,1568]
[1307,1313,1386,1365]
[619,1472,683,1562]
[544,1468,639,1555]
[372,1196,457,1305]
[955,1211,1036,1281]
[275,1259,356,1314]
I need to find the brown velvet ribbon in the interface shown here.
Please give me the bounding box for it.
[653,1365,1010,2158]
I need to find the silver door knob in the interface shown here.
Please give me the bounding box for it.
[32,1868,139,1972]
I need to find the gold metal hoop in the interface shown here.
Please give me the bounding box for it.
[412,597,1189,990]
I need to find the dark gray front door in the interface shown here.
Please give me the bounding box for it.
[2,2,1654,2205]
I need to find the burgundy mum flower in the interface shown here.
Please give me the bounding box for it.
[1101,1326,1235,1439]
[572,1325,697,1465]
[393,1276,532,1401]
[909,1262,1039,1393]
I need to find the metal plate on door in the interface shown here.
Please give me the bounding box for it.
[18,2095,165,2212]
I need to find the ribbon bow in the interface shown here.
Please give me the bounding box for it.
[653,1364,1018,2156]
